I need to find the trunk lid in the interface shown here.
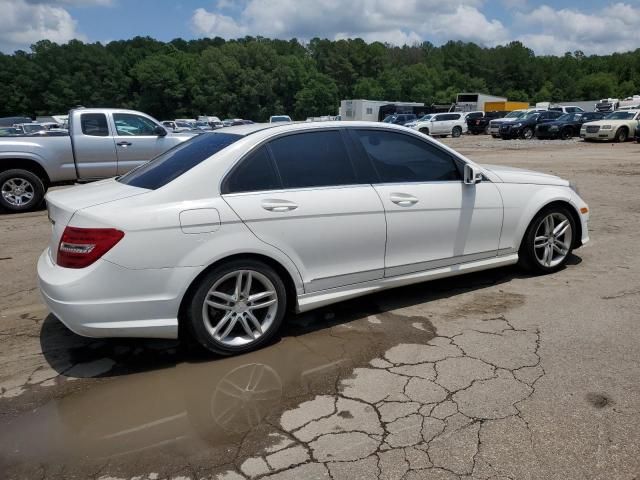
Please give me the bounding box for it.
[45,179,148,262]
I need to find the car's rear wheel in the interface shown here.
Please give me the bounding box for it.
[521,127,534,140]
[451,126,462,138]
[0,169,45,212]
[614,127,628,143]
[187,259,287,355]
[560,128,573,140]
[519,206,576,274]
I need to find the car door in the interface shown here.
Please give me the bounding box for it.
[111,112,172,174]
[72,112,119,178]
[349,128,503,277]
[430,114,447,134]
[222,129,386,293]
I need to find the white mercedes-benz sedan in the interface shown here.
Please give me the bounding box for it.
[38,122,589,355]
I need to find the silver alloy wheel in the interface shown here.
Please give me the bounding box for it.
[1,177,34,207]
[202,270,278,347]
[523,128,534,139]
[533,212,572,268]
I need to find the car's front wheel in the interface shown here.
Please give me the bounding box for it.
[614,127,628,143]
[560,128,573,140]
[419,127,430,135]
[521,127,534,140]
[519,206,576,274]
[187,259,287,355]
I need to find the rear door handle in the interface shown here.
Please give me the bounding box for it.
[117,141,132,147]
[390,193,418,206]
[261,199,298,212]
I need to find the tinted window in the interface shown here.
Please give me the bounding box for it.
[433,115,446,122]
[224,146,281,193]
[467,112,483,119]
[353,130,461,183]
[81,113,109,136]
[268,131,356,189]
[118,132,241,190]
[113,113,158,136]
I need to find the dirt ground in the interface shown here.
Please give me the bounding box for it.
[0,134,639,480]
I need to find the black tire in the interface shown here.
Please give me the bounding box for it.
[451,126,462,138]
[419,127,430,135]
[0,169,46,212]
[186,259,287,355]
[471,130,480,135]
[560,128,572,140]
[521,127,534,140]
[518,205,576,274]
[484,125,491,135]
[614,127,628,143]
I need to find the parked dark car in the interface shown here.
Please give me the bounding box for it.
[535,112,606,140]
[467,111,506,135]
[499,110,564,139]
[382,113,418,126]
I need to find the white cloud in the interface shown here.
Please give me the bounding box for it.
[515,3,640,55]
[0,0,89,52]
[190,0,508,47]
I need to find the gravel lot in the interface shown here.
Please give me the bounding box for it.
[1,134,639,480]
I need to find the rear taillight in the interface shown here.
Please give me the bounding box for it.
[57,227,124,268]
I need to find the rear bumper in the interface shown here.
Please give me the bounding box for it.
[37,250,200,339]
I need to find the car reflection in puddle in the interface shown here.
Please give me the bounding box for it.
[0,300,436,473]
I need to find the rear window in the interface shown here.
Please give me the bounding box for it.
[81,113,109,136]
[118,132,242,190]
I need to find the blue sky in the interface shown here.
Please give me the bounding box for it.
[2,0,639,55]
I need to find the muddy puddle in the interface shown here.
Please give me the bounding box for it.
[0,295,437,477]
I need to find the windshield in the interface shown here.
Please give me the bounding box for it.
[557,113,580,122]
[418,114,433,121]
[505,111,525,119]
[604,111,635,120]
[382,115,396,123]
[23,124,45,133]
[270,116,291,122]
[118,132,242,190]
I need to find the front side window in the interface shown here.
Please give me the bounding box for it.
[113,113,158,136]
[268,130,356,189]
[352,130,461,183]
[80,113,109,136]
[118,132,242,190]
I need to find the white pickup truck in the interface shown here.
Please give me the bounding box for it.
[0,108,196,212]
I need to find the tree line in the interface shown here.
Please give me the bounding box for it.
[1,36,639,122]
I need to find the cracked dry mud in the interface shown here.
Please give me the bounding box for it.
[2,136,640,479]
[215,316,544,480]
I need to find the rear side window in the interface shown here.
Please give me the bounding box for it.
[268,131,356,189]
[224,146,281,193]
[352,130,461,183]
[80,113,109,136]
[118,133,241,190]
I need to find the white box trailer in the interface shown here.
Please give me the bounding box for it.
[339,99,424,121]
[456,93,507,112]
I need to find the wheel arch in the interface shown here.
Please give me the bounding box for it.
[177,252,300,339]
[0,158,51,186]
[518,199,583,251]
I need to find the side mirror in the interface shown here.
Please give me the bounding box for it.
[464,164,482,185]
[154,125,167,137]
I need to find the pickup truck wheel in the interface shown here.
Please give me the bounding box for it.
[614,128,628,143]
[0,169,45,212]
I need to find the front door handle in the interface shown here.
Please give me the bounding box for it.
[261,199,298,212]
[117,141,132,147]
[390,193,419,206]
